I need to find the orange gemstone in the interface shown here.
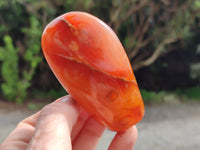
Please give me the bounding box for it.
[42,12,145,131]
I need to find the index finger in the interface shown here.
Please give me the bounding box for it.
[27,95,79,150]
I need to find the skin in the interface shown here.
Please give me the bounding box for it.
[0,95,137,150]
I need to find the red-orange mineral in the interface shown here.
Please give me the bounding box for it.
[42,12,145,131]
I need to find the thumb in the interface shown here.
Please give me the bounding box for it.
[27,95,79,150]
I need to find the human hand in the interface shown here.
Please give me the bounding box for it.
[0,95,137,150]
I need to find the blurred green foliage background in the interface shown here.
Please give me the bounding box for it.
[0,0,200,103]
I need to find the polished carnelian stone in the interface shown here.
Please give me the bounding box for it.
[42,12,145,131]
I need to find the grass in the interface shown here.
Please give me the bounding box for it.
[140,89,166,103]
[175,86,200,101]
[141,86,200,104]
[140,89,168,104]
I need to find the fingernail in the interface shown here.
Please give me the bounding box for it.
[58,95,77,105]
[56,95,80,111]
[60,97,69,102]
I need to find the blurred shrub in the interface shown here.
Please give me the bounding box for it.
[108,0,200,70]
[0,36,21,102]
[0,1,43,103]
[32,88,67,100]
